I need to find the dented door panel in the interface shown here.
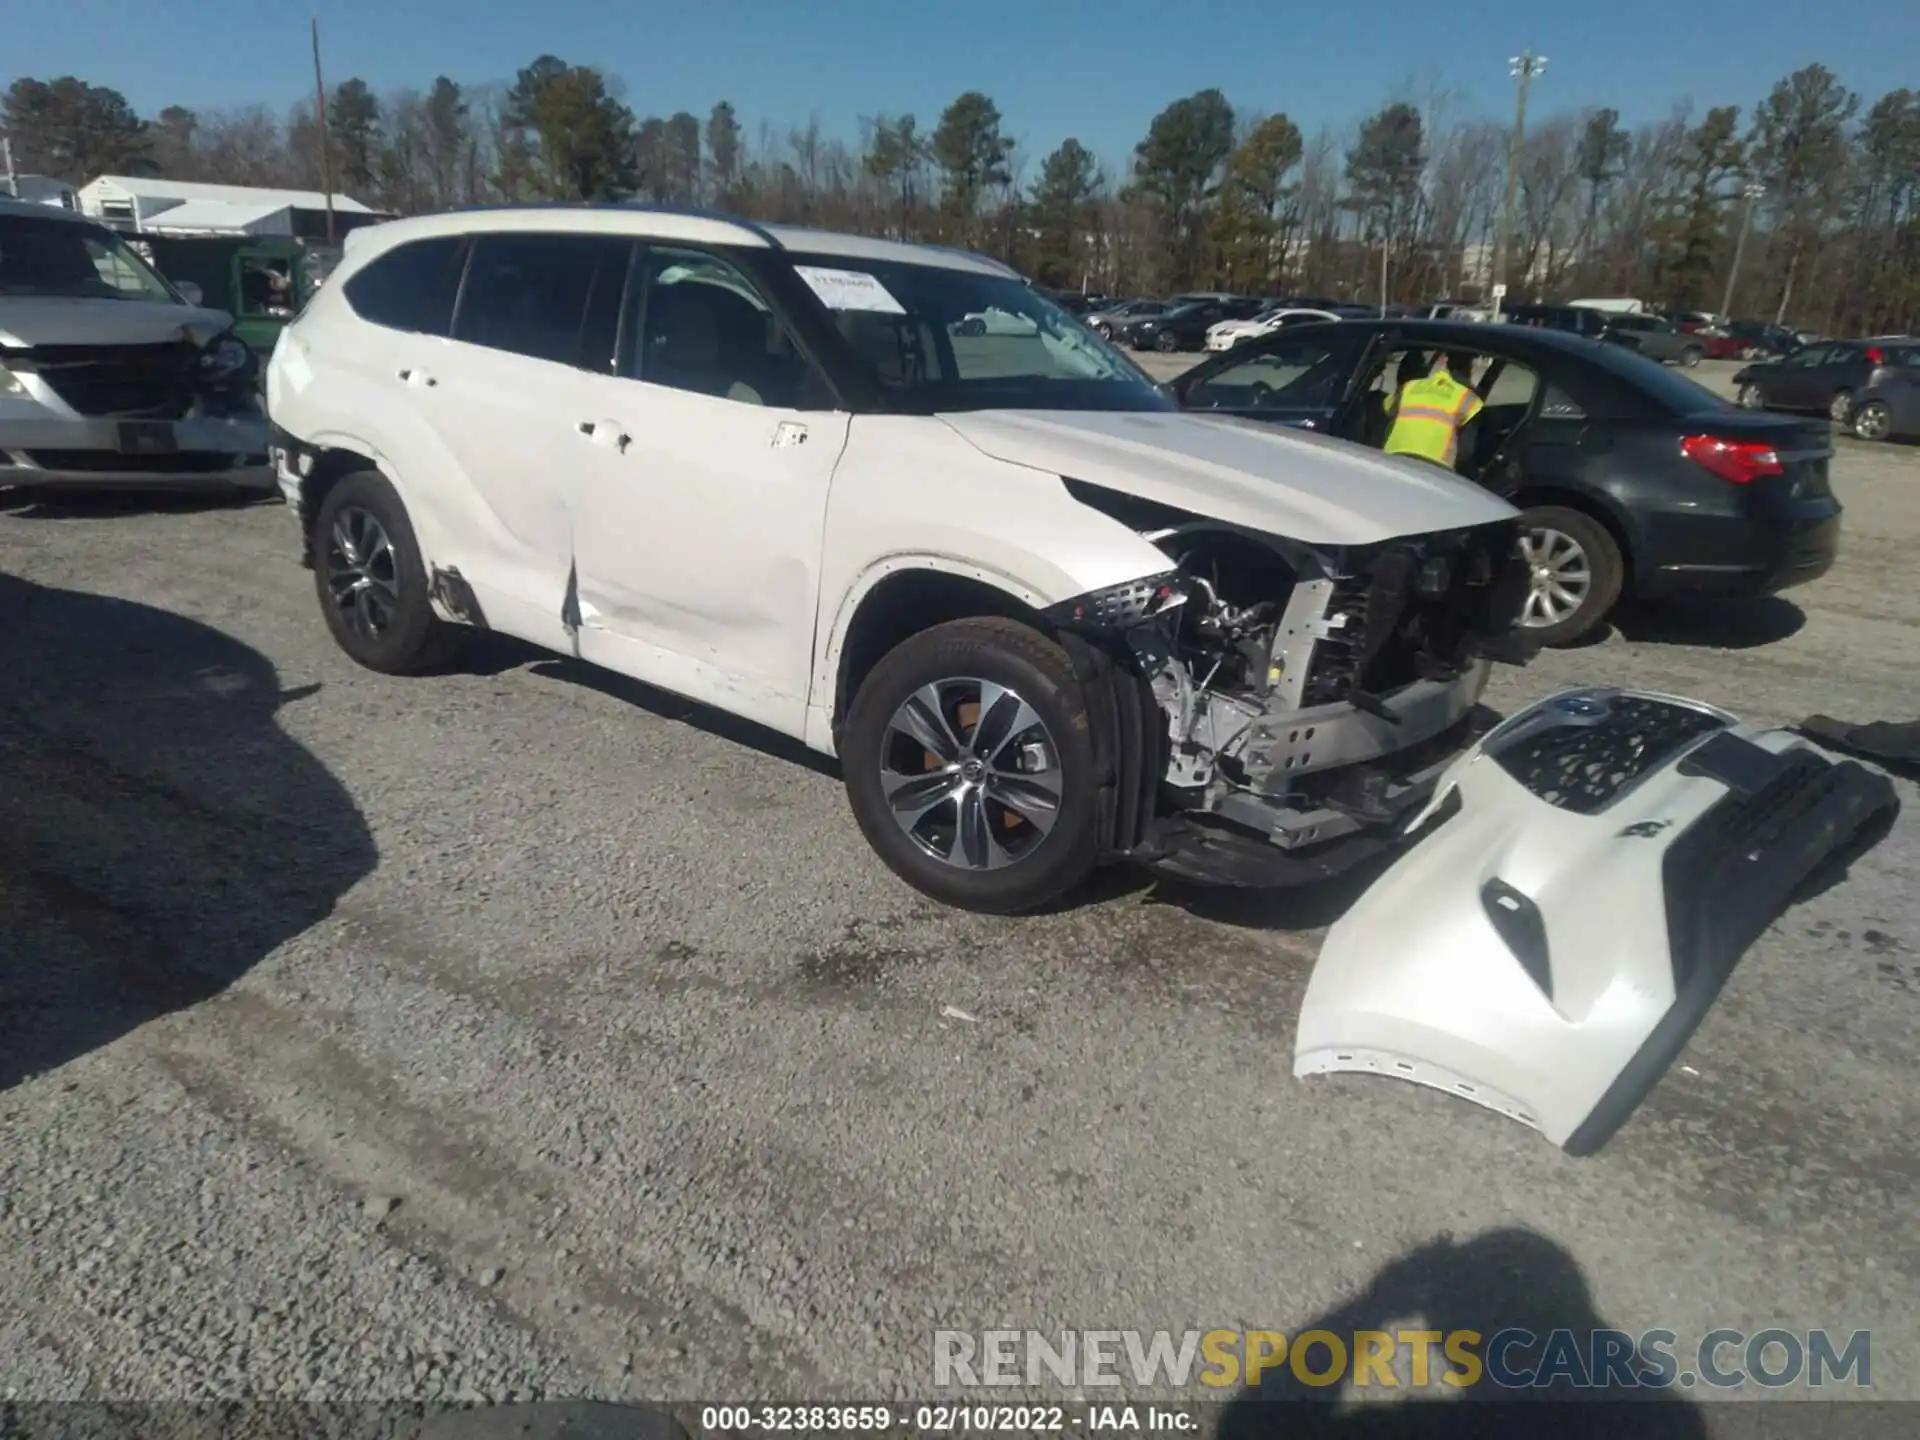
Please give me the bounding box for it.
[1294,687,1900,1153]
[565,368,849,719]
[416,339,582,627]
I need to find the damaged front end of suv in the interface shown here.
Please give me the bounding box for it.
[1046,480,1535,886]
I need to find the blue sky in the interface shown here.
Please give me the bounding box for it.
[20,0,1919,177]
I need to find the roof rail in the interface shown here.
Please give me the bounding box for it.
[435,199,780,246]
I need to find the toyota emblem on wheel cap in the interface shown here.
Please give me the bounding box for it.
[1554,694,1609,718]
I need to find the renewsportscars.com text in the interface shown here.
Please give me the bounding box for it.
[932,1327,1872,1391]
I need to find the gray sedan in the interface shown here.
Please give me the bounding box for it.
[1083,298,1167,339]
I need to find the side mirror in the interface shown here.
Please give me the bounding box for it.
[175,280,203,306]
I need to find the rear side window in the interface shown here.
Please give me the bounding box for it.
[453,233,633,367]
[341,237,465,336]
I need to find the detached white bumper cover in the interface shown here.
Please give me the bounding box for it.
[1294,687,1900,1154]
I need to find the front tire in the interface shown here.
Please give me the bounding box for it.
[1154,331,1179,353]
[1829,390,1854,424]
[840,617,1101,914]
[1737,382,1766,409]
[310,468,463,674]
[1680,346,1703,368]
[1517,506,1625,648]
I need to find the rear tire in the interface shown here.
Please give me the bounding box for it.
[1516,506,1625,648]
[1154,331,1179,353]
[1829,390,1854,424]
[1851,400,1892,442]
[840,617,1101,914]
[1680,346,1703,368]
[310,468,464,675]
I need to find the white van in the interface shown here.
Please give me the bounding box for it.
[1568,297,1648,315]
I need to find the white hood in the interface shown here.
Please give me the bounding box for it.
[0,297,235,349]
[938,408,1516,547]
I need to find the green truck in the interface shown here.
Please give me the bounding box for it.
[137,236,341,354]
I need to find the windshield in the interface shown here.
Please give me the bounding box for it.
[0,213,179,302]
[788,254,1173,414]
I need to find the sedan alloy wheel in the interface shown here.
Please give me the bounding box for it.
[1519,526,1593,632]
[1852,400,1892,442]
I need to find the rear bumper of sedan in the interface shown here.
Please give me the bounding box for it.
[1636,499,1840,601]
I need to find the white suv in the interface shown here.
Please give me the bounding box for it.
[266,206,1532,913]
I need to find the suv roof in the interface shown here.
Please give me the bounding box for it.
[344,203,1019,278]
[0,196,98,227]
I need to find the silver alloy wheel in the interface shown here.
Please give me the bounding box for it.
[1853,401,1891,441]
[1519,526,1593,630]
[1737,383,1765,408]
[324,505,401,641]
[1829,391,1852,423]
[879,677,1062,871]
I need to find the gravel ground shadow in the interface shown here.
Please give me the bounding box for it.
[1216,1228,1708,1438]
[1609,595,1807,650]
[0,571,377,1092]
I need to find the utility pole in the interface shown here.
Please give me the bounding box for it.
[2,136,17,198]
[1720,181,1764,319]
[311,16,338,245]
[1491,50,1546,318]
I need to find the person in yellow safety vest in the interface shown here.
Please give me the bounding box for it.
[1382,351,1485,470]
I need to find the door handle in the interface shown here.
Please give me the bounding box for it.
[577,419,632,453]
[397,368,437,387]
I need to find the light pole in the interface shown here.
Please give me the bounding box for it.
[1491,50,1546,318]
[1720,180,1764,319]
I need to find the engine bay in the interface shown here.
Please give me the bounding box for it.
[1121,516,1530,799]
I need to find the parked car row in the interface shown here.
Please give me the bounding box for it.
[1077,292,1377,352]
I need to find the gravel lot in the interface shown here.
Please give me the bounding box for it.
[2,355,1916,1420]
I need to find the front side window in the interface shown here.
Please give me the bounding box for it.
[783,251,1171,414]
[343,236,466,336]
[624,246,824,408]
[1185,335,1361,411]
[453,233,631,367]
[0,213,176,302]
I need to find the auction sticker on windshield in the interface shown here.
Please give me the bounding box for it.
[794,265,906,314]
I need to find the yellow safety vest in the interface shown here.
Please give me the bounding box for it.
[1383,373,1485,467]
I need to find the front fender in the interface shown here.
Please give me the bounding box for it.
[809,415,1180,724]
